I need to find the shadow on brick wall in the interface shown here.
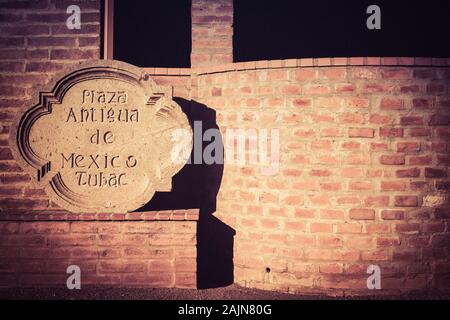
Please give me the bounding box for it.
[136,98,235,289]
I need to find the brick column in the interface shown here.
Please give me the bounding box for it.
[191,0,233,67]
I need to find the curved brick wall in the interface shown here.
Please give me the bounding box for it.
[0,0,197,290]
[193,59,450,294]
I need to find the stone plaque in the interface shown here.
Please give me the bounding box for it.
[11,60,192,213]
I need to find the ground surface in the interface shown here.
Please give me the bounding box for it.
[0,284,449,300]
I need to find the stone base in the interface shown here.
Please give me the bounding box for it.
[0,209,199,289]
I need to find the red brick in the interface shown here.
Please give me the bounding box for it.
[412,98,432,108]
[370,114,392,125]
[347,237,374,249]
[429,114,450,126]
[295,209,316,218]
[396,167,420,178]
[28,37,76,47]
[78,36,100,47]
[320,209,344,220]
[320,263,343,274]
[336,223,362,234]
[310,114,334,123]
[319,182,341,191]
[345,153,370,165]
[284,221,306,232]
[1,198,48,210]
[295,69,316,80]
[370,142,388,151]
[366,223,391,234]
[400,85,421,93]
[321,127,343,137]
[427,83,446,94]
[174,258,196,272]
[287,239,311,253]
[349,181,373,191]
[381,210,404,220]
[0,37,24,47]
[435,125,450,138]
[20,222,69,234]
[361,250,389,261]
[319,235,343,248]
[437,156,450,165]
[342,141,360,150]
[211,87,222,96]
[381,68,411,79]
[281,84,301,95]
[305,84,330,94]
[50,48,98,60]
[408,155,432,165]
[377,237,401,247]
[409,127,431,137]
[335,83,356,93]
[363,84,386,93]
[381,181,406,191]
[395,223,420,233]
[414,69,434,78]
[98,261,147,273]
[364,196,389,207]
[175,273,195,288]
[245,98,261,108]
[410,181,432,191]
[347,98,369,108]
[339,113,364,124]
[260,219,279,229]
[322,68,347,80]
[292,98,312,108]
[267,70,288,81]
[400,116,424,126]
[351,68,377,79]
[424,167,447,178]
[0,148,13,160]
[0,25,49,36]
[311,223,333,233]
[397,142,420,152]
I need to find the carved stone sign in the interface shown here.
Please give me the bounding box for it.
[11,60,192,213]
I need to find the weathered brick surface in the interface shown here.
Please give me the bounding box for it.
[191,0,233,67]
[0,0,197,289]
[0,220,197,288]
[0,0,101,211]
[1,0,450,295]
[195,64,450,294]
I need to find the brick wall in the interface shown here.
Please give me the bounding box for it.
[194,59,450,294]
[143,68,192,100]
[0,0,100,212]
[191,0,233,67]
[0,0,198,289]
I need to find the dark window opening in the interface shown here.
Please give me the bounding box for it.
[234,0,450,62]
[113,0,191,67]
